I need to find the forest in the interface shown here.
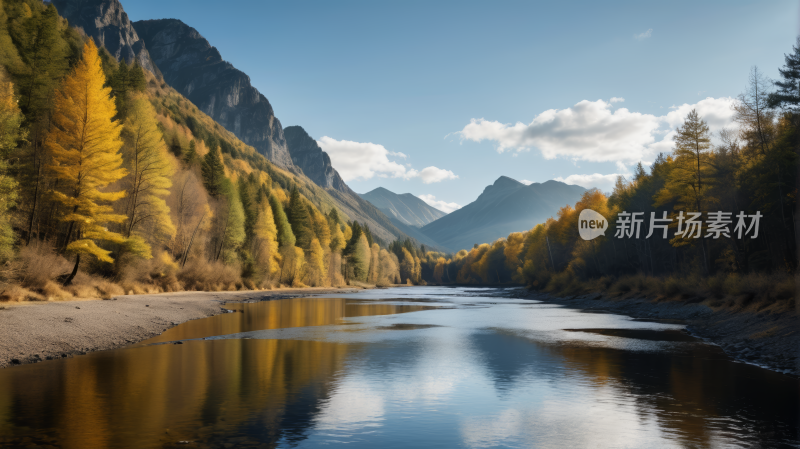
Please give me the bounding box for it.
[412,42,798,309]
[0,0,796,307]
[0,0,409,301]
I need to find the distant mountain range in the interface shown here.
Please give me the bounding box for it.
[359,188,446,227]
[419,177,586,253]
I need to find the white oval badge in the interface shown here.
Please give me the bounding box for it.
[579,209,608,240]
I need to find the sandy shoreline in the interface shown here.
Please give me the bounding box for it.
[0,287,362,369]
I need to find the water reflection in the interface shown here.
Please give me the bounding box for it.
[0,288,796,448]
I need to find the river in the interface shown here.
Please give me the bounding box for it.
[0,286,797,448]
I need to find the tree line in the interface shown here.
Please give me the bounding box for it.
[0,0,402,298]
[416,41,798,299]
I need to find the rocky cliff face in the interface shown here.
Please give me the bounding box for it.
[132,19,294,169]
[283,126,348,192]
[51,0,160,76]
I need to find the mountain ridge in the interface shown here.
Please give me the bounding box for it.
[421,177,586,252]
[52,0,161,77]
[359,187,447,228]
[132,18,294,169]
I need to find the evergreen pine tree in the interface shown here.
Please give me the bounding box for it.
[269,193,295,247]
[183,139,198,166]
[201,144,225,196]
[286,187,312,250]
[18,3,67,117]
[769,37,800,113]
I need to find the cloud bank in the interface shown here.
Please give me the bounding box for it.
[455,96,736,165]
[317,137,457,184]
[418,194,461,213]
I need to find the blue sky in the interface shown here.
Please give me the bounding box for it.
[125,0,797,212]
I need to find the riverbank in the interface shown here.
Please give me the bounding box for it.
[503,288,799,376]
[0,287,363,369]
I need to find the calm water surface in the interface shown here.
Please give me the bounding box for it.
[0,287,797,448]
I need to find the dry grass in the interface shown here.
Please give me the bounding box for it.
[177,258,243,292]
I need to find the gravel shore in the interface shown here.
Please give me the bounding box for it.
[504,288,799,376]
[0,287,361,369]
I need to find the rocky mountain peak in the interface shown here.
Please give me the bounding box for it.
[132,18,294,169]
[52,0,161,77]
[283,126,349,192]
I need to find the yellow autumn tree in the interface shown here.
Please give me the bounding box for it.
[121,95,175,258]
[47,40,127,285]
[368,243,380,284]
[252,199,281,284]
[304,238,326,286]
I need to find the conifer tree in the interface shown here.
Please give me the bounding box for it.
[46,40,127,285]
[0,71,24,261]
[308,205,331,249]
[183,139,198,166]
[353,233,370,281]
[121,95,175,257]
[252,198,281,282]
[769,37,800,113]
[657,109,714,214]
[305,238,326,286]
[219,184,245,263]
[18,3,67,117]
[269,193,295,248]
[201,144,225,196]
[286,187,312,250]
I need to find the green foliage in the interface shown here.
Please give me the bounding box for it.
[201,144,225,197]
[183,139,198,166]
[286,187,313,250]
[269,193,295,247]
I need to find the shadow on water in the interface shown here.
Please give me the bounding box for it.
[469,330,799,448]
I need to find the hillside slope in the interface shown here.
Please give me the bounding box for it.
[132,18,294,169]
[360,187,447,227]
[421,177,585,252]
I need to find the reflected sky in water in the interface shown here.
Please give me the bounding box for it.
[0,287,796,448]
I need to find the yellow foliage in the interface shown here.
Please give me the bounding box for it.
[121,95,176,258]
[253,200,281,281]
[304,238,326,287]
[47,40,127,264]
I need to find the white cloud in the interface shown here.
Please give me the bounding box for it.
[457,99,661,163]
[455,96,737,165]
[634,29,652,40]
[520,179,534,185]
[418,194,461,213]
[417,166,458,184]
[609,97,625,103]
[317,137,456,183]
[555,173,621,192]
[317,136,407,181]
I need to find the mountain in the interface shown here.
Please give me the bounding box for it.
[283,126,348,192]
[131,19,294,169]
[51,0,160,77]
[360,187,447,227]
[421,177,586,252]
[58,0,424,246]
